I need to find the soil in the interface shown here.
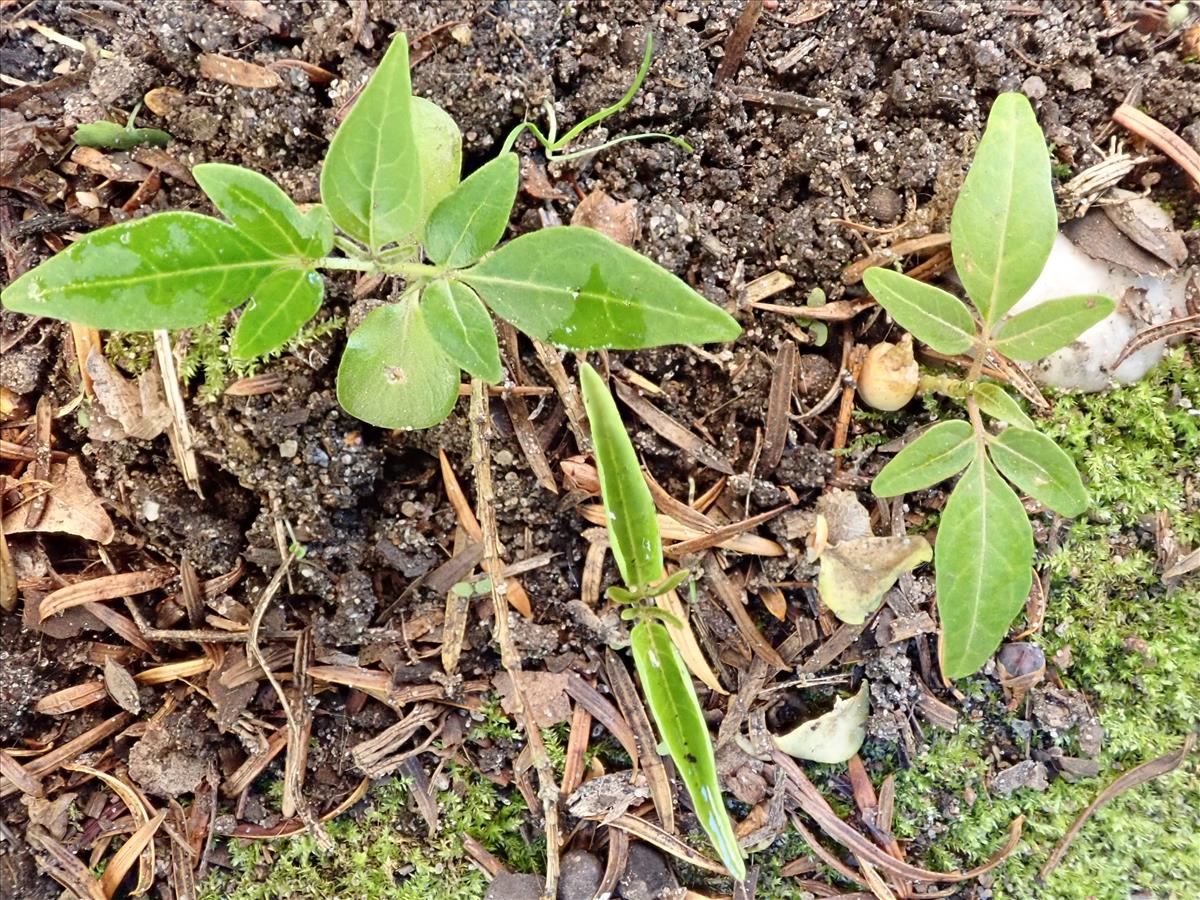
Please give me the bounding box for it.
[1,1,1197,898]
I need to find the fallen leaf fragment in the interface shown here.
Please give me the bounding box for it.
[494,671,571,728]
[818,535,932,624]
[772,682,869,764]
[198,53,283,89]
[103,656,141,714]
[571,189,640,247]
[86,349,171,441]
[1,457,114,544]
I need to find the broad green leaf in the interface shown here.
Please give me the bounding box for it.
[992,295,1116,361]
[413,97,463,227]
[579,363,662,590]
[336,295,460,429]
[0,212,280,330]
[631,620,746,882]
[937,452,1033,679]
[194,163,332,259]
[321,34,422,252]
[988,427,1089,516]
[819,535,932,624]
[463,227,741,349]
[422,279,503,383]
[425,153,519,267]
[872,420,976,497]
[972,382,1035,429]
[773,683,869,764]
[231,268,323,359]
[862,268,977,354]
[950,93,1057,325]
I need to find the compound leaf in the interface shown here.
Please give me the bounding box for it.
[0,212,280,330]
[989,427,1089,516]
[231,268,323,359]
[937,452,1033,679]
[336,294,460,429]
[422,279,502,383]
[872,420,976,497]
[862,267,977,354]
[194,163,332,259]
[972,382,1035,429]
[425,152,518,268]
[992,295,1116,361]
[463,227,740,349]
[951,92,1057,325]
[579,363,662,590]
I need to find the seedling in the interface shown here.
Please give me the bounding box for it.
[2,34,739,429]
[579,362,746,882]
[861,93,1115,679]
[73,103,172,150]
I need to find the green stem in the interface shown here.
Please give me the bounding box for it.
[551,34,654,150]
[316,257,443,281]
[966,394,986,437]
[316,257,375,272]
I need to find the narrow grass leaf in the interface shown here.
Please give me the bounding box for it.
[989,427,1089,516]
[425,153,518,268]
[872,420,976,496]
[993,295,1116,361]
[231,268,323,359]
[422,279,503,383]
[972,383,1035,429]
[463,227,741,349]
[862,268,977,354]
[950,93,1057,325]
[937,452,1033,679]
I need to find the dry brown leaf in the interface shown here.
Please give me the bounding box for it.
[86,349,171,442]
[70,146,151,182]
[38,567,175,622]
[198,53,283,89]
[103,656,141,714]
[571,189,640,247]
[1,457,114,544]
[494,671,571,728]
[143,86,184,117]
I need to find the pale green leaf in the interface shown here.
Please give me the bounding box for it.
[818,536,932,624]
[972,382,1035,429]
[463,227,741,349]
[320,35,422,252]
[862,267,977,354]
[872,421,976,497]
[425,153,518,267]
[937,453,1033,679]
[772,683,869,764]
[631,621,746,881]
[950,93,1057,325]
[412,97,462,228]
[579,363,662,590]
[194,163,332,259]
[231,268,323,359]
[422,279,503,383]
[336,294,460,429]
[0,212,280,330]
[74,121,170,150]
[992,295,1116,361]
[989,427,1089,516]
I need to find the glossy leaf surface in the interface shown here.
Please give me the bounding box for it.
[950,93,1057,325]
[194,163,332,259]
[336,295,460,429]
[992,295,1115,361]
[989,427,1089,516]
[872,420,976,497]
[579,363,662,590]
[862,267,977,354]
[425,152,519,268]
[422,279,503,383]
[463,227,741,350]
[972,382,1035,430]
[1,212,279,330]
[232,268,323,359]
[937,452,1033,679]
[631,621,746,881]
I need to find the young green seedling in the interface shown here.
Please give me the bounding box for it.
[861,93,1115,679]
[579,363,746,883]
[73,103,172,150]
[2,34,739,430]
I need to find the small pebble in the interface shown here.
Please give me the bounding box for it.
[278,439,299,459]
[142,499,160,522]
[1021,75,1047,100]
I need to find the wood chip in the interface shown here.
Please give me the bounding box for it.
[761,340,796,473]
[269,59,336,84]
[130,147,195,185]
[614,379,735,474]
[70,146,151,182]
[1112,103,1200,190]
[198,53,284,89]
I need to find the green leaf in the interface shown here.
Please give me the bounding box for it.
[872,420,976,497]
[988,427,1089,516]
[422,279,503,383]
[231,268,323,359]
[950,93,1057,325]
[194,163,332,259]
[425,153,519,268]
[413,97,463,228]
[336,294,460,429]
[320,34,422,252]
[630,621,746,882]
[462,227,741,349]
[862,268,977,354]
[937,452,1033,679]
[992,295,1116,361]
[972,382,1035,429]
[579,363,662,590]
[73,121,171,150]
[0,212,280,330]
